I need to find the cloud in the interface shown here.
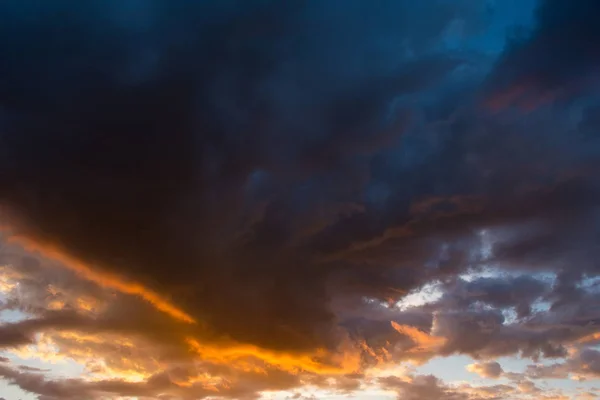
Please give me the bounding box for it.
[0,0,483,356]
[526,348,600,381]
[379,374,524,400]
[467,361,504,379]
[0,324,34,348]
[439,275,550,318]
[487,0,600,107]
[379,374,469,400]
[0,1,600,399]
[0,362,181,399]
[390,321,446,362]
[9,236,196,324]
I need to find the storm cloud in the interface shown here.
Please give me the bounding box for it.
[0,1,599,399]
[0,0,489,352]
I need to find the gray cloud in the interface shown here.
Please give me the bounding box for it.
[379,375,469,400]
[527,348,600,381]
[439,275,550,318]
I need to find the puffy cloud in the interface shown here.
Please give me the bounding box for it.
[379,374,528,400]
[467,361,504,379]
[439,275,550,318]
[526,348,600,381]
[379,374,469,400]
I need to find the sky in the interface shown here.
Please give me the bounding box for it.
[1,0,600,399]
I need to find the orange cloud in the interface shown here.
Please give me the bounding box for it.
[391,321,446,354]
[186,337,361,376]
[171,372,224,391]
[6,235,196,324]
[12,329,168,383]
[576,331,600,345]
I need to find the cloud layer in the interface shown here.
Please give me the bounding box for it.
[0,1,600,399]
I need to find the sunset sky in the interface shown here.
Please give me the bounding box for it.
[1,1,600,399]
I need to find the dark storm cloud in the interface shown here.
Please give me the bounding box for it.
[2,2,600,399]
[487,0,600,105]
[0,0,486,353]
[1,0,600,375]
[326,173,600,299]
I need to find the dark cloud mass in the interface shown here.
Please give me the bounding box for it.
[1,1,600,398]
[0,0,486,351]
[488,0,600,105]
